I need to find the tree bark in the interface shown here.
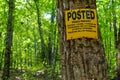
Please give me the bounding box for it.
[2,0,15,80]
[57,0,108,80]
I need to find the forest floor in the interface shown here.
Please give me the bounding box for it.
[0,69,61,80]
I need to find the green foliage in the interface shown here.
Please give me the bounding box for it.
[0,0,59,79]
[0,0,120,79]
[22,72,36,80]
[97,0,120,79]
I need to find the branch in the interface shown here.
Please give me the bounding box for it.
[27,0,36,9]
[40,0,49,7]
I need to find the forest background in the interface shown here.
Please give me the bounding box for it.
[0,0,120,80]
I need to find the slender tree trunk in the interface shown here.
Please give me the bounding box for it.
[49,0,57,79]
[57,0,108,80]
[111,0,120,79]
[109,3,112,70]
[111,0,117,49]
[0,50,4,70]
[33,30,37,65]
[34,0,45,61]
[2,0,15,80]
[47,0,55,65]
[117,22,120,80]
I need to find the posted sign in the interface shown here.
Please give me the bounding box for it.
[65,9,98,40]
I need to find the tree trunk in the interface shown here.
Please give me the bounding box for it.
[117,23,120,80]
[57,0,108,80]
[111,0,117,49]
[0,50,4,70]
[34,0,45,62]
[2,0,15,80]
[111,0,120,79]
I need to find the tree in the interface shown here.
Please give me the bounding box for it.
[111,0,120,79]
[117,22,120,80]
[57,0,108,80]
[34,0,45,62]
[2,0,15,80]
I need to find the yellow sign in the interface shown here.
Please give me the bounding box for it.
[65,9,98,40]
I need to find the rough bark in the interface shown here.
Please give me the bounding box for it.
[2,0,14,80]
[57,0,108,80]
